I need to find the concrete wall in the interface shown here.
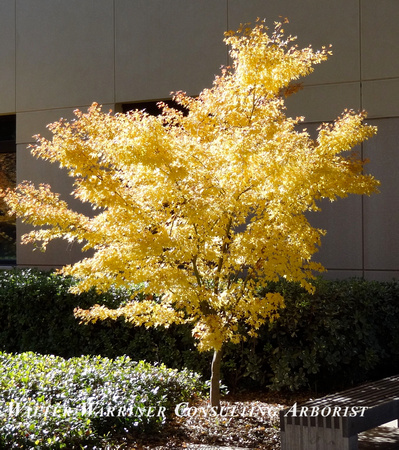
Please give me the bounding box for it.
[0,0,398,279]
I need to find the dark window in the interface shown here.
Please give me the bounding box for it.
[122,99,188,116]
[0,115,16,264]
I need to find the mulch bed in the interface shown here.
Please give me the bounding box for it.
[119,391,311,449]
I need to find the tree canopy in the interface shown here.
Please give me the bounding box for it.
[3,21,379,355]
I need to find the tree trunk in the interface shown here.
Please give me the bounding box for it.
[210,348,222,412]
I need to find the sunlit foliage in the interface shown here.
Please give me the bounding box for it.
[2,21,379,354]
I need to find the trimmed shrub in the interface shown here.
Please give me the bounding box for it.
[256,278,399,392]
[0,268,210,377]
[1,269,399,393]
[213,278,399,393]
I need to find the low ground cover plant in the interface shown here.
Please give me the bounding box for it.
[0,352,205,449]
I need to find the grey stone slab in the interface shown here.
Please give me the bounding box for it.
[361,0,399,80]
[363,271,399,282]
[363,118,399,271]
[307,196,363,272]
[16,104,115,144]
[321,270,364,280]
[228,0,361,85]
[16,138,93,267]
[0,0,16,113]
[362,79,399,119]
[115,0,227,102]
[17,221,87,268]
[16,0,114,111]
[286,83,361,123]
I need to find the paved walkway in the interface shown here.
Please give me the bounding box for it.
[185,423,399,449]
[184,421,399,449]
[359,420,399,449]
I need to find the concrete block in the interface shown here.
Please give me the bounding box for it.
[0,0,16,113]
[16,0,114,111]
[363,118,399,271]
[228,0,361,85]
[17,104,115,144]
[115,0,227,102]
[307,196,363,272]
[361,0,399,80]
[286,83,361,123]
[362,79,399,119]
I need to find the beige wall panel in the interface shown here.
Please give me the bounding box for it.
[285,83,361,123]
[16,107,115,206]
[363,118,399,271]
[228,0,360,85]
[361,0,399,80]
[364,271,399,282]
[362,79,399,119]
[16,143,90,267]
[17,104,116,144]
[15,106,116,267]
[16,148,71,191]
[307,197,363,272]
[17,221,86,268]
[0,1,16,114]
[16,141,92,210]
[16,0,114,112]
[115,0,228,102]
[322,270,364,280]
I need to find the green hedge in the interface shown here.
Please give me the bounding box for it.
[1,269,399,393]
[222,277,399,392]
[261,278,399,391]
[0,269,210,375]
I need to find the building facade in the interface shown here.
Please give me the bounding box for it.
[0,0,398,280]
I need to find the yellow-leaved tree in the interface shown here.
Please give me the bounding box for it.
[2,21,379,409]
